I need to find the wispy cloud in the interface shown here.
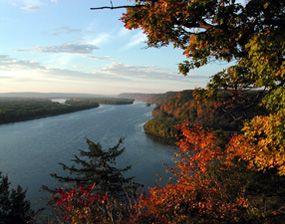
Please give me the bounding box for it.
[125,31,147,48]
[89,33,111,46]
[42,26,82,36]
[0,55,110,93]
[100,62,175,80]
[10,0,57,12]
[73,65,84,69]
[99,62,207,81]
[113,29,148,49]
[118,28,130,37]
[0,55,109,80]
[0,55,45,71]
[21,4,40,12]
[13,43,99,54]
[0,56,206,94]
[81,55,113,61]
[0,55,204,82]
[0,55,173,81]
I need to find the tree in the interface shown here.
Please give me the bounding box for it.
[118,0,285,168]
[0,172,35,224]
[44,138,142,222]
[127,123,285,223]
[226,109,285,176]
[120,0,284,78]
[121,0,284,115]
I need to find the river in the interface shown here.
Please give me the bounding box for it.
[0,101,176,208]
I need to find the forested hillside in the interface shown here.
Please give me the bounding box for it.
[144,89,265,142]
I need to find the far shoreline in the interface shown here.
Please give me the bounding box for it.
[0,105,100,125]
[0,97,134,125]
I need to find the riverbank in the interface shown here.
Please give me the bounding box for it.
[0,97,134,125]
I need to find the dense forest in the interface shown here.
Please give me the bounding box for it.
[0,97,133,124]
[143,89,266,143]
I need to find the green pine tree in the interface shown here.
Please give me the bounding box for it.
[43,138,142,221]
[0,172,35,224]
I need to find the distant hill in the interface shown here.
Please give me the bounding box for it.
[118,92,177,106]
[0,92,110,99]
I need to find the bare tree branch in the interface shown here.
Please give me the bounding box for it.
[90,5,146,10]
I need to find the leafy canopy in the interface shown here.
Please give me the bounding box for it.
[121,0,285,92]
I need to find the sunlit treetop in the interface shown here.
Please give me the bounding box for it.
[120,0,285,91]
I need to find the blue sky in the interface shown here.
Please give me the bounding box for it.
[0,0,229,95]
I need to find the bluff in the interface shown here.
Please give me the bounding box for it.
[142,90,264,143]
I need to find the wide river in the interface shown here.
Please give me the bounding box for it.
[0,101,176,208]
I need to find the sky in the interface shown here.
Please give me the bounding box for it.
[0,0,230,95]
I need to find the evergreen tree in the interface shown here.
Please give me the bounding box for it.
[44,138,142,221]
[0,172,35,224]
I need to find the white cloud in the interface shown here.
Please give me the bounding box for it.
[0,55,108,80]
[126,31,147,48]
[13,43,99,54]
[99,62,208,82]
[118,28,130,37]
[0,55,206,82]
[43,26,82,36]
[73,65,84,69]
[21,4,40,11]
[100,62,175,80]
[81,55,113,61]
[89,33,111,46]
[0,55,45,71]
[0,56,207,94]
[10,0,57,12]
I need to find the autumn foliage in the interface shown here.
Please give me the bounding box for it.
[52,183,109,223]
[127,124,247,223]
[126,122,285,223]
[226,109,285,175]
[50,104,284,223]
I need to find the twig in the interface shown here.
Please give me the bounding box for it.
[90,5,146,10]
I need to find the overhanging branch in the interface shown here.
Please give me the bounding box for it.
[90,5,146,10]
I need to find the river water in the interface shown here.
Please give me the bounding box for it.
[0,102,176,207]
